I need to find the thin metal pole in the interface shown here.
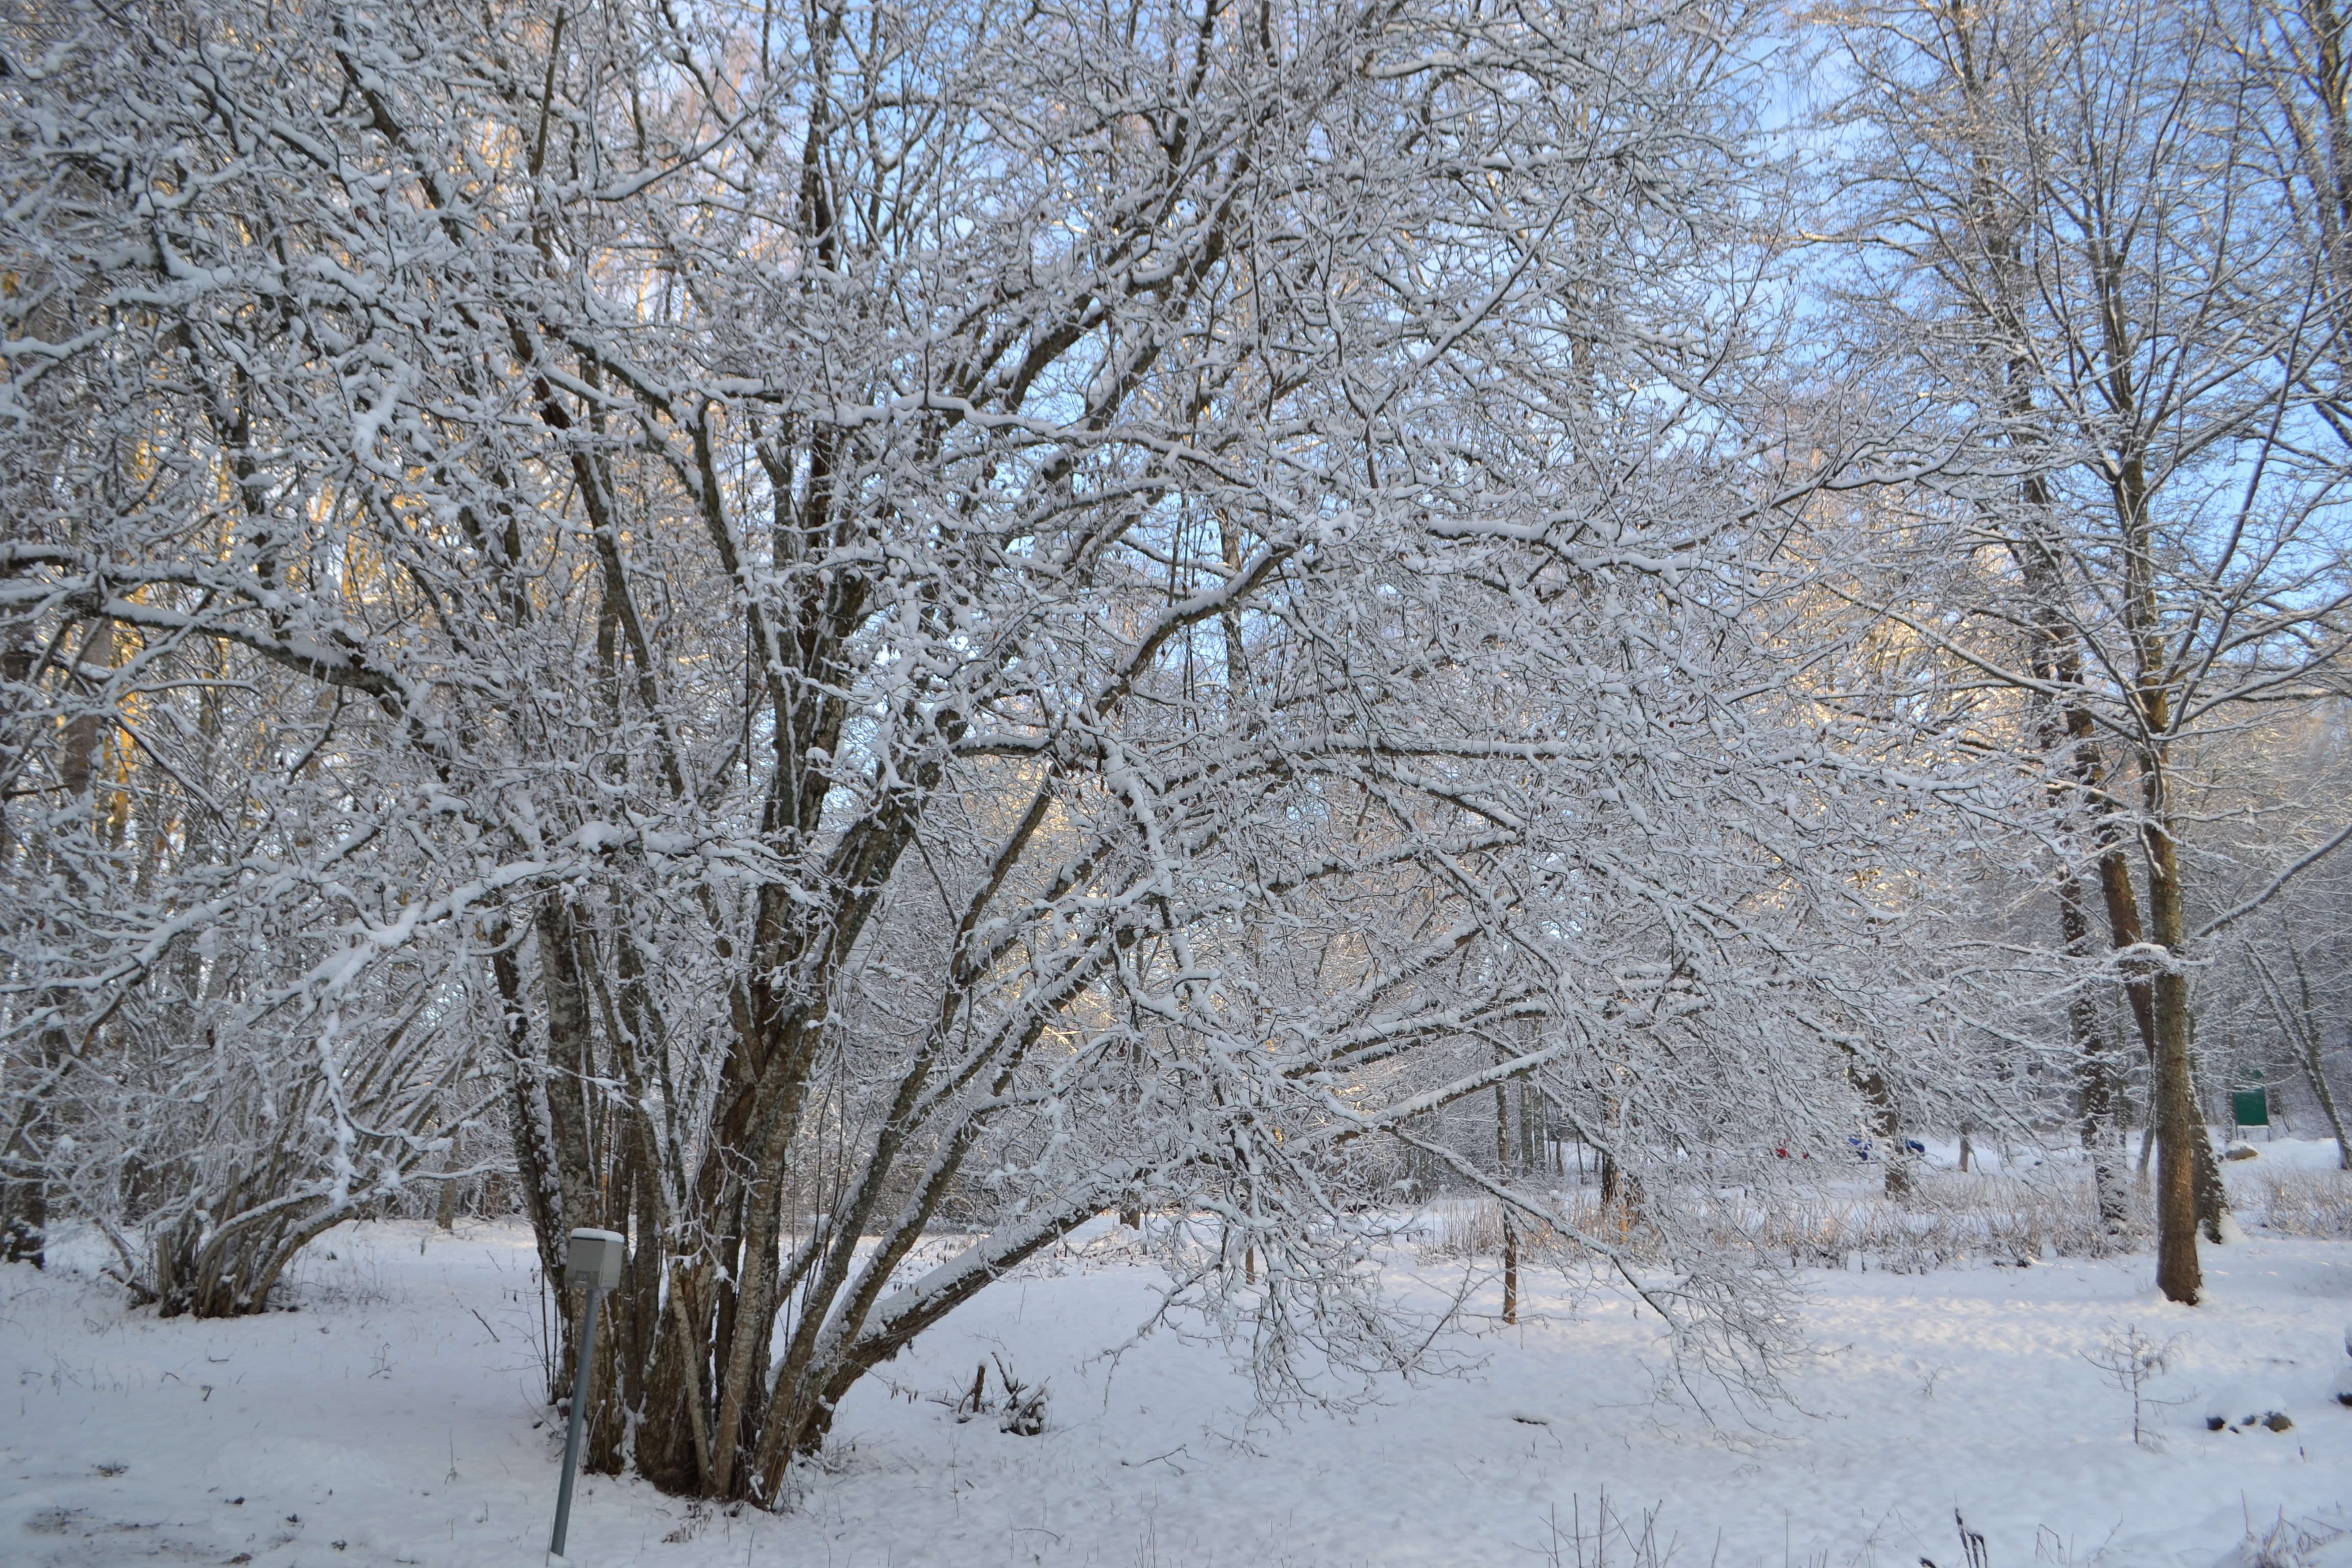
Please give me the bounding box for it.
[549,1285,602,1557]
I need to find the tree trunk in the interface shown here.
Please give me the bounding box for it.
[2064,892,2131,1239]
[6,619,118,1270]
[2246,941,2352,1172]
[2144,817,2201,1303]
[1496,1079,1517,1326]
[1851,1051,1913,1204]
[0,572,44,1265]
[2313,1033,2352,1173]
[2082,755,2223,1273]
[0,1063,51,1268]
[489,920,565,1292]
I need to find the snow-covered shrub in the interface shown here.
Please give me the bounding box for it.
[1417,1166,2147,1273]
[2234,1172,2352,1239]
[0,0,2001,1502]
[19,846,498,1315]
[2213,1512,2352,1568]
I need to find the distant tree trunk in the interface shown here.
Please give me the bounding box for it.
[0,579,41,1267]
[1495,1079,1517,1326]
[1518,1081,1540,1183]
[2317,1034,2352,1173]
[6,620,116,1270]
[2059,875,2130,1237]
[2245,940,2351,1172]
[1995,321,2142,1243]
[1597,1080,1623,1221]
[1845,1047,1913,1203]
[0,1048,50,1267]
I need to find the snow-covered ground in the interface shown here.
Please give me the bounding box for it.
[5,1145,2348,1568]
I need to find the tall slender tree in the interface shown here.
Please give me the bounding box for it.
[1822,0,2352,1299]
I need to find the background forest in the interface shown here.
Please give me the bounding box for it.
[1,0,2347,1511]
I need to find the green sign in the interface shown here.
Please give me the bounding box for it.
[2232,1087,2269,1128]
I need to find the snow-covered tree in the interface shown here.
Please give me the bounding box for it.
[4,0,1993,1499]
[1816,0,2352,1300]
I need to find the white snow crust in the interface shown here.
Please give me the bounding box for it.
[5,1213,2349,1568]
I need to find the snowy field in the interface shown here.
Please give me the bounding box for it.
[5,1146,2350,1568]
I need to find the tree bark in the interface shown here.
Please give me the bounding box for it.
[2313,1032,2352,1173]
[1847,1047,1913,1203]
[2144,816,2202,1302]
[2060,876,2131,1237]
[1496,1079,1517,1326]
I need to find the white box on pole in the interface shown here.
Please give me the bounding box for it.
[565,1228,625,1291]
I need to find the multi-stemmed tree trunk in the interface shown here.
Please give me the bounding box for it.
[1,0,1988,1504]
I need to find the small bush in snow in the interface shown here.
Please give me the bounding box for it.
[2080,1324,2183,1449]
[2213,1511,2350,1568]
[2237,1173,2352,1239]
[940,1357,1048,1436]
[990,1356,1048,1437]
[2204,1382,2293,1433]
